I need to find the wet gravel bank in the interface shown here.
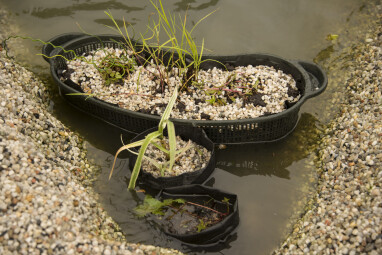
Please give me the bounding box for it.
[274,11,382,255]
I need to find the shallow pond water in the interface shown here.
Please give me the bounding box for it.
[0,0,377,254]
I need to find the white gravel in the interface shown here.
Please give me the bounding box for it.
[65,47,300,120]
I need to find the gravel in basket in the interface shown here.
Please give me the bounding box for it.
[64,47,301,121]
[154,185,239,249]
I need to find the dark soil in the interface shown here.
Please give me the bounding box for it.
[287,84,300,98]
[60,68,75,80]
[155,198,229,235]
[176,101,186,112]
[245,93,266,107]
[200,112,211,120]
[224,62,236,72]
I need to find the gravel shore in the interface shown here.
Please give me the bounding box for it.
[1,3,381,255]
[274,12,382,255]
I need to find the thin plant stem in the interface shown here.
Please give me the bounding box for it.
[185,201,226,216]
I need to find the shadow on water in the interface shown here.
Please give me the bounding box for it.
[0,0,378,254]
[216,113,321,179]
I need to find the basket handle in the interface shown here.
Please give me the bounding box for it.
[41,33,85,63]
[298,61,328,99]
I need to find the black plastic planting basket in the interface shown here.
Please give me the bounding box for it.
[43,33,328,144]
[157,185,239,247]
[129,125,216,190]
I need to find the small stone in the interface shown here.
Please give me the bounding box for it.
[59,131,67,136]
[73,200,79,207]
[11,197,18,206]
[6,120,14,127]
[371,188,380,197]
[25,194,34,202]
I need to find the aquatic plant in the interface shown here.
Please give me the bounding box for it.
[108,85,197,190]
[104,0,216,92]
[134,194,231,234]
[134,194,186,217]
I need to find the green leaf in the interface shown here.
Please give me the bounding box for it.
[253,78,260,90]
[134,195,185,217]
[150,141,170,154]
[222,197,230,204]
[216,98,226,106]
[158,86,178,134]
[159,140,192,172]
[109,139,146,180]
[173,140,192,161]
[206,95,215,105]
[126,148,162,171]
[162,198,185,207]
[194,145,203,156]
[167,121,176,175]
[134,195,165,217]
[197,219,207,233]
[205,89,215,96]
[128,131,162,190]
[326,34,339,41]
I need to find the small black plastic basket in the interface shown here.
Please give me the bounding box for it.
[43,33,328,144]
[129,125,216,190]
[156,184,239,248]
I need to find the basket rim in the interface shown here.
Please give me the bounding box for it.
[49,34,326,126]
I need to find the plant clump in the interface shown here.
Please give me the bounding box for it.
[140,135,210,178]
[135,194,231,235]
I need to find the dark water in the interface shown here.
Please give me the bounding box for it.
[0,0,376,254]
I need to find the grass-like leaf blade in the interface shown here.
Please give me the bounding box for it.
[128,131,161,190]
